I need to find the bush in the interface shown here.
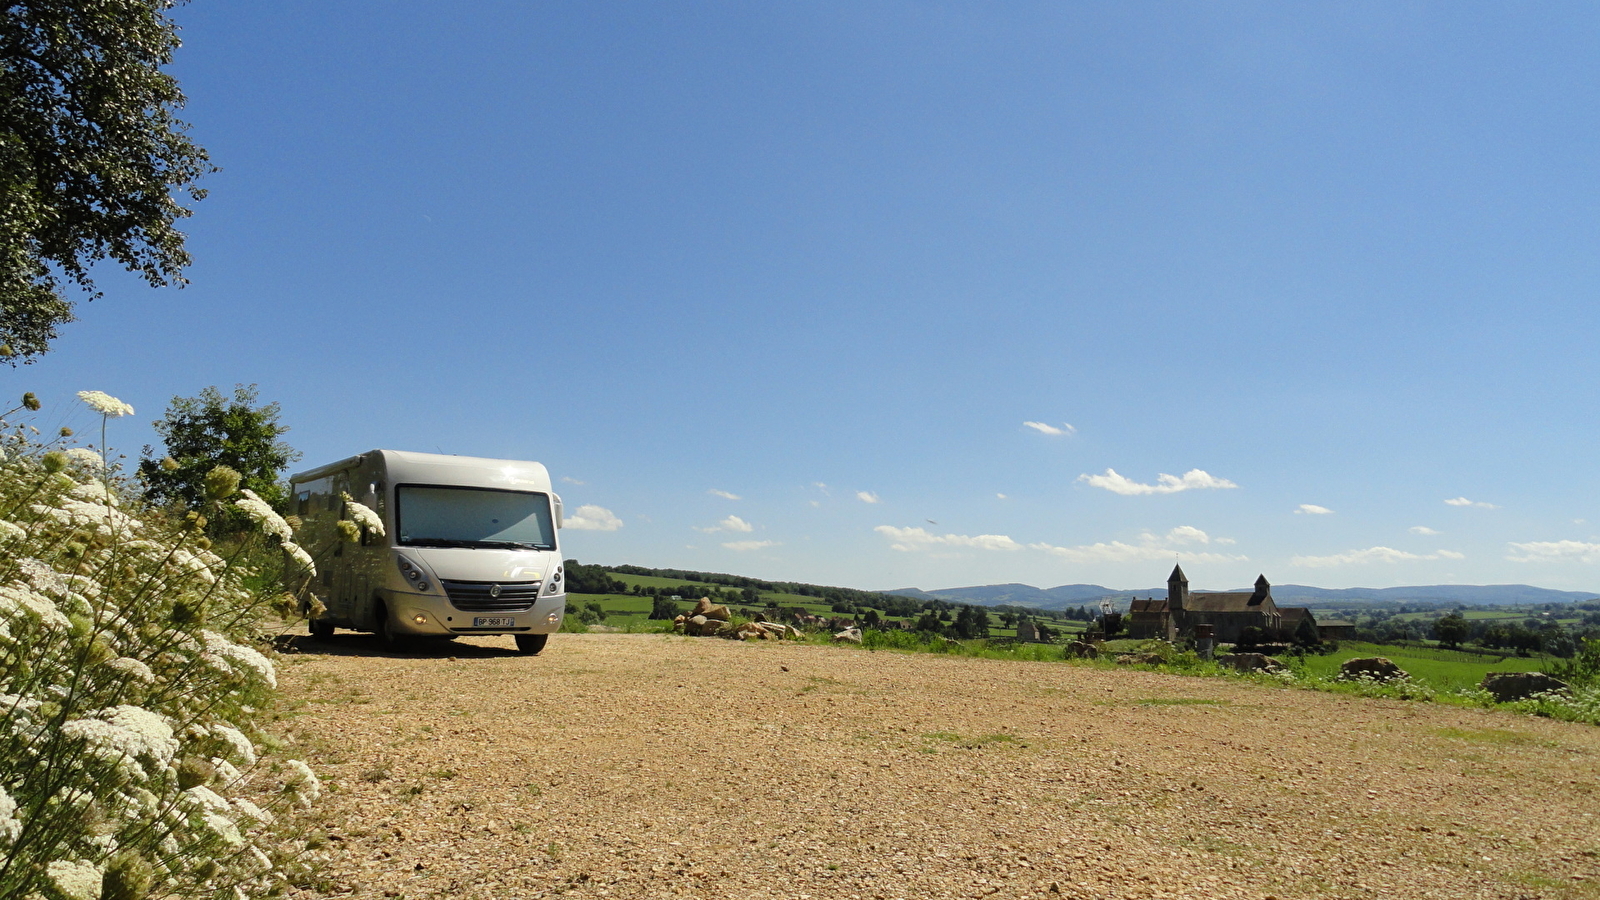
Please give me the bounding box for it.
[0,393,320,899]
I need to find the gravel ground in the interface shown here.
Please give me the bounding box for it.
[277,632,1600,900]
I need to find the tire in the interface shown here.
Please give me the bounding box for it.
[309,618,335,639]
[375,602,406,649]
[514,633,548,655]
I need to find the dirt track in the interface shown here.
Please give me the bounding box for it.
[277,632,1600,900]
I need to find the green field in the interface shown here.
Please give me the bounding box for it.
[1295,641,1550,691]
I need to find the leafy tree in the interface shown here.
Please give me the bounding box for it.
[1100,612,1124,638]
[2,0,211,361]
[138,385,298,510]
[1433,613,1470,649]
[648,595,681,620]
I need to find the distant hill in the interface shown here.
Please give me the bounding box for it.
[886,582,1599,609]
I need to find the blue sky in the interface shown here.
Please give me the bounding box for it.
[13,2,1600,593]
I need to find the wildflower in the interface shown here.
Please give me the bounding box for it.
[282,540,316,576]
[204,465,242,501]
[70,480,118,506]
[336,519,361,543]
[184,784,230,813]
[160,456,179,471]
[42,450,67,472]
[0,785,20,844]
[59,426,72,437]
[0,520,23,542]
[204,812,244,846]
[284,759,322,808]
[47,859,104,900]
[22,391,40,411]
[211,756,243,786]
[107,657,156,683]
[208,724,258,766]
[61,705,180,770]
[342,492,386,536]
[77,390,135,417]
[234,489,293,542]
[0,583,72,630]
[65,447,103,467]
[232,797,273,824]
[199,630,278,689]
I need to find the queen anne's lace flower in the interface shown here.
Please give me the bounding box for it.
[0,584,71,631]
[199,631,278,689]
[47,859,104,900]
[0,519,24,542]
[282,540,316,576]
[76,390,134,417]
[208,724,258,766]
[284,759,321,808]
[0,785,20,844]
[234,489,293,542]
[107,657,156,683]
[61,705,179,771]
[341,492,386,537]
[64,447,103,467]
[69,480,118,506]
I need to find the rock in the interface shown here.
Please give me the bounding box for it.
[833,627,862,643]
[1480,671,1569,702]
[691,597,732,621]
[1218,652,1287,674]
[1338,657,1408,682]
[1063,641,1098,660]
[1115,653,1164,666]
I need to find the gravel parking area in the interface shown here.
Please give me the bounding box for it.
[278,632,1600,900]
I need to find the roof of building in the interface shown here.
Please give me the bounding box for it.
[1184,590,1276,613]
[1129,598,1170,614]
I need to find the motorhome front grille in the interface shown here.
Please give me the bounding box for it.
[441,579,541,612]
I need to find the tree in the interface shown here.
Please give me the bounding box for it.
[2,0,211,362]
[1433,613,1470,649]
[138,385,298,510]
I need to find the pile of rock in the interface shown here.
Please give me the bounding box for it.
[672,598,801,641]
[1337,657,1408,682]
[1480,671,1569,702]
[1218,652,1287,674]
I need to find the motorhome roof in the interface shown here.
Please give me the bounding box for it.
[290,449,552,493]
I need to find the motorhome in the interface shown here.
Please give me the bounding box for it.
[288,450,566,654]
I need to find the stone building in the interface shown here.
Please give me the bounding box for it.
[1127,565,1316,644]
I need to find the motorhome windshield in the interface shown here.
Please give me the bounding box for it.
[395,485,557,550]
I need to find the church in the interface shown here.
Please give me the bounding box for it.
[1127,564,1316,644]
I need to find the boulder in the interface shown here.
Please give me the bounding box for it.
[1218,653,1287,674]
[1063,641,1098,660]
[691,597,733,621]
[1480,671,1570,702]
[1338,657,1408,682]
[686,614,725,636]
[833,627,863,643]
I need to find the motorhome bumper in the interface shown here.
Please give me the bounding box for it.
[386,590,564,636]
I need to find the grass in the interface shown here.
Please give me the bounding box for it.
[1294,642,1549,691]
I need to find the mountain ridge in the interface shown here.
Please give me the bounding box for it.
[883,582,1599,608]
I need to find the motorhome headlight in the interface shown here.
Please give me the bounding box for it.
[396,555,431,592]
[545,565,563,595]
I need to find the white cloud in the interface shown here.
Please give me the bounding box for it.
[1291,546,1465,568]
[1030,540,1244,565]
[708,489,741,500]
[1409,526,1440,536]
[560,476,586,485]
[1160,525,1213,545]
[874,525,1021,553]
[723,539,779,552]
[812,482,830,494]
[1078,468,1238,496]
[1444,496,1499,509]
[1506,540,1600,563]
[996,493,1008,500]
[1023,421,1075,436]
[563,504,623,532]
[1295,504,1333,515]
[856,491,880,504]
[695,515,753,534]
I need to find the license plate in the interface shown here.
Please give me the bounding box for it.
[473,617,515,627]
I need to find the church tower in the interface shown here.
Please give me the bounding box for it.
[1167,563,1189,611]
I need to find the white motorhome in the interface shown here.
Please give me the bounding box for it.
[288,450,566,654]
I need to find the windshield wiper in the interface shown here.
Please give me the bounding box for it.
[403,538,547,550]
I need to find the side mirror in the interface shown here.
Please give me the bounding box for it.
[553,494,563,529]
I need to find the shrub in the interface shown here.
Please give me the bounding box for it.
[0,392,319,899]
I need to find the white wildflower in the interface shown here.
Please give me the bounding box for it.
[209,724,258,766]
[61,705,179,770]
[69,480,117,506]
[282,540,316,576]
[341,492,386,537]
[106,657,155,683]
[234,489,293,542]
[170,547,217,584]
[46,859,103,900]
[284,759,321,808]
[17,557,67,595]
[204,811,245,846]
[64,447,103,467]
[211,756,243,786]
[0,584,71,631]
[76,390,134,417]
[232,797,273,824]
[0,785,20,844]
[0,520,24,542]
[199,631,278,689]
[184,784,230,813]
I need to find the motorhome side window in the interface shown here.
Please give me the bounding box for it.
[394,485,557,550]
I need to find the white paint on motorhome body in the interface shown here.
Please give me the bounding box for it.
[289,450,566,648]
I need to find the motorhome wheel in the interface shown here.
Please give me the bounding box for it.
[309,619,334,639]
[515,634,548,655]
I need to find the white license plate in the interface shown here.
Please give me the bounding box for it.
[473,617,515,627]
